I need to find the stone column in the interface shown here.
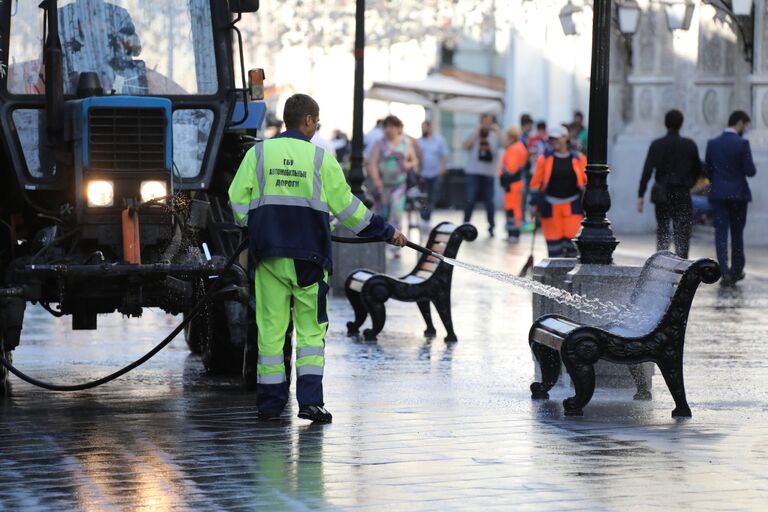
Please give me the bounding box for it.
[747,0,768,246]
[609,2,675,235]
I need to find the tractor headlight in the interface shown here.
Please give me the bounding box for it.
[86,180,115,207]
[140,181,167,203]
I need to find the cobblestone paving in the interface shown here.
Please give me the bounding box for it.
[1,213,767,511]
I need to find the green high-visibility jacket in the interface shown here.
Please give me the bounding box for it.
[228,130,394,271]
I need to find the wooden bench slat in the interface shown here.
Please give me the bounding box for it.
[435,224,457,234]
[538,317,581,336]
[533,327,564,351]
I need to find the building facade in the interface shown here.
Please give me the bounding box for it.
[504,0,767,245]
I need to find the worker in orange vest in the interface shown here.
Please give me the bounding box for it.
[499,126,528,242]
[528,125,587,257]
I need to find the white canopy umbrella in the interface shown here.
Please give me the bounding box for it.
[367,74,504,115]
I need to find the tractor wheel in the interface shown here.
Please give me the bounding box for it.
[183,311,203,354]
[198,303,244,375]
[0,347,12,396]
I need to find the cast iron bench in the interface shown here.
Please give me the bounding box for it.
[345,222,477,342]
[528,251,720,417]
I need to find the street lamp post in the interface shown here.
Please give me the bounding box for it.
[349,0,367,200]
[574,0,619,264]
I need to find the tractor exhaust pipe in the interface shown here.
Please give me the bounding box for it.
[42,0,64,145]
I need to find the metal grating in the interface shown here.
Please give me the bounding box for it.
[87,107,167,172]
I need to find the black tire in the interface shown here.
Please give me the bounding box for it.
[0,347,11,396]
[183,311,203,354]
[199,303,245,375]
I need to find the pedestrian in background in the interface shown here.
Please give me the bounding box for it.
[572,111,588,153]
[520,113,534,147]
[418,120,449,227]
[567,122,584,153]
[499,126,527,242]
[705,110,757,286]
[528,121,550,160]
[368,115,419,256]
[528,125,587,257]
[462,114,501,237]
[518,114,536,232]
[637,109,702,258]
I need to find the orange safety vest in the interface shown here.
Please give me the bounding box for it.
[499,140,529,178]
[530,152,587,195]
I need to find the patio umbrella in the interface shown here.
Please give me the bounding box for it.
[367,73,504,114]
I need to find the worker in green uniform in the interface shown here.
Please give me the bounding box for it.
[229,94,407,423]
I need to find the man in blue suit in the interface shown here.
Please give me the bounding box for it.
[705,110,757,286]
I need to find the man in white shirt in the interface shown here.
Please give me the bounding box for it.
[418,121,449,226]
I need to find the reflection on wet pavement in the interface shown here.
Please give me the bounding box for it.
[1,217,768,510]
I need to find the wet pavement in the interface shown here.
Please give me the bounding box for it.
[2,211,768,511]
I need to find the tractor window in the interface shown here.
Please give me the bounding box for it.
[6,0,218,96]
[12,110,54,178]
[173,109,214,179]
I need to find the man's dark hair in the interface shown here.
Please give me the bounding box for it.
[574,111,584,121]
[520,113,533,126]
[664,109,684,132]
[283,94,320,130]
[728,110,751,127]
[382,115,403,128]
[536,121,547,131]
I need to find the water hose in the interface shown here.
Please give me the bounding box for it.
[0,235,433,391]
[330,235,438,258]
[0,238,249,391]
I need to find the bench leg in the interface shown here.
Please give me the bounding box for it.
[561,337,600,416]
[657,357,691,418]
[417,300,437,337]
[361,296,386,342]
[628,364,652,401]
[433,292,457,343]
[345,289,368,336]
[562,361,595,417]
[529,343,561,400]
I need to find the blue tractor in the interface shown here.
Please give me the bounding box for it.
[0,0,269,389]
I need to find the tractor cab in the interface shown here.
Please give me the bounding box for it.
[0,0,268,384]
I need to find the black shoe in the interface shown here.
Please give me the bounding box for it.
[258,410,283,421]
[719,275,734,287]
[298,405,332,423]
[733,272,746,282]
[488,227,494,238]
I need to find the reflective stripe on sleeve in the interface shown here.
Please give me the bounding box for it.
[349,209,374,234]
[335,196,363,224]
[258,355,285,365]
[296,365,324,377]
[230,201,249,226]
[248,195,330,214]
[257,373,287,384]
[312,147,324,201]
[296,346,324,359]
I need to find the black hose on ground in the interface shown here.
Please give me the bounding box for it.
[0,238,248,392]
[0,235,428,392]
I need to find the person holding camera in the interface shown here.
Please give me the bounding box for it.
[462,114,501,237]
[637,109,702,259]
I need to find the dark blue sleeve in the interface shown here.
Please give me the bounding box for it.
[358,213,395,240]
[743,140,757,177]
